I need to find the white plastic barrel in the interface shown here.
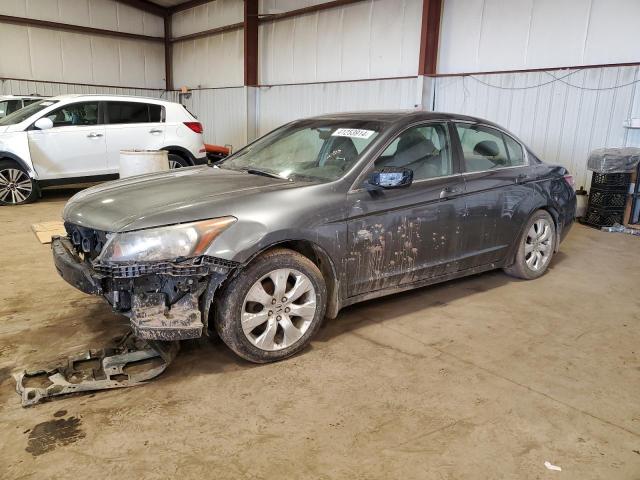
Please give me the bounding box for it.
[119,150,169,178]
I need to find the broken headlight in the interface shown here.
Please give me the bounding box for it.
[98,217,236,263]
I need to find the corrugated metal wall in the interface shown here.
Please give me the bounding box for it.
[0,0,165,89]
[438,0,640,74]
[179,87,247,150]
[173,0,426,149]
[257,77,421,135]
[172,31,244,89]
[172,0,242,37]
[258,0,422,85]
[171,0,244,89]
[0,78,170,99]
[434,65,640,188]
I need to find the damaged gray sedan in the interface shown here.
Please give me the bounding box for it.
[53,111,576,363]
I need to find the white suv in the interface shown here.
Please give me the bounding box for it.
[0,94,206,205]
[0,95,45,119]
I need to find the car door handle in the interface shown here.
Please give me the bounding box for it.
[440,186,464,199]
[87,133,103,138]
[149,129,163,134]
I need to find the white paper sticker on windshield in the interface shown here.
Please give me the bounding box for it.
[41,101,55,106]
[332,128,375,139]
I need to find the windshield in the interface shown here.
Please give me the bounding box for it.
[221,120,383,182]
[0,99,58,126]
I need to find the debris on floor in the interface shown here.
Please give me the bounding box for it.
[600,223,640,236]
[544,461,562,472]
[15,332,179,407]
[31,221,66,244]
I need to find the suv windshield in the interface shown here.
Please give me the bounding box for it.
[0,99,58,126]
[221,120,383,182]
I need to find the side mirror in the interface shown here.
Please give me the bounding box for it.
[368,167,413,189]
[34,117,53,130]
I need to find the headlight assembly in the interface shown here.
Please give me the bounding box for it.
[98,217,236,263]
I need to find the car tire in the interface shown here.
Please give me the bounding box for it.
[504,210,556,280]
[0,160,38,206]
[213,248,327,363]
[168,154,190,169]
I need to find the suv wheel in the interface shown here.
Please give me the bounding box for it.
[0,160,38,206]
[504,210,556,280]
[168,154,189,169]
[214,248,327,363]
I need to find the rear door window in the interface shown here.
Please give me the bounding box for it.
[106,102,164,124]
[456,123,525,172]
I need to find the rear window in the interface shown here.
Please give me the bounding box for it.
[106,102,163,124]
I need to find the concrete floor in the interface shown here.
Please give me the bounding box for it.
[0,190,639,480]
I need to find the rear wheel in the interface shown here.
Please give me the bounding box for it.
[504,210,556,280]
[214,248,327,363]
[168,154,189,169]
[0,160,38,206]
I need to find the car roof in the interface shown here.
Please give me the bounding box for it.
[45,94,174,104]
[308,109,502,127]
[0,95,44,100]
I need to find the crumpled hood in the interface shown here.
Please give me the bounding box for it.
[63,166,296,232]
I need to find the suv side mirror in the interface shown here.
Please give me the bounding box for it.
[368,167,413,189]
[34,117,53,130]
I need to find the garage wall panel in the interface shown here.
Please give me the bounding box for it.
[434,66,640,188]
[438,0,640,74]
[0,27,165,88]
[172,29,244,89]
[260,0,329,13]
[259,0,422,85]
[171,0,243,38]
[0,77,171,100]
[0,0,164,36]
[179,88,247,149]
[0,0,165,88]
[257,77,420,135]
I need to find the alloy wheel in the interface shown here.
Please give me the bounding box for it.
[169,159,183,169]
[241,268,317,351]
[0,168,32,205]
[525,218,553,271]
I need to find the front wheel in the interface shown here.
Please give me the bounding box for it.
[504,210,556,280]
[214,248,327,363]
[0,160,38,206]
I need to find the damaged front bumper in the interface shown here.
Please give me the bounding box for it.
[51,236,236,341]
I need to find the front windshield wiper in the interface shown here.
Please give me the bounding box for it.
[245,168,290,180]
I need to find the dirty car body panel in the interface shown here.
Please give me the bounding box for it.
[54,111,576,342]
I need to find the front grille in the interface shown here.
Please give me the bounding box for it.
[64,222,109,260]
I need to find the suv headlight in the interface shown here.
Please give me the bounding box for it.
[98,217,236,263]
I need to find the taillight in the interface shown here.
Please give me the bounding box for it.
[563,174,575,188]
[184,122,203,134]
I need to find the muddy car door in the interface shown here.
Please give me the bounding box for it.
[452,122,535,269]
[346,122,466,297]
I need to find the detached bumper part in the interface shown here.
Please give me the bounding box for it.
[129,292,203,341]
[15,333,179,407]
